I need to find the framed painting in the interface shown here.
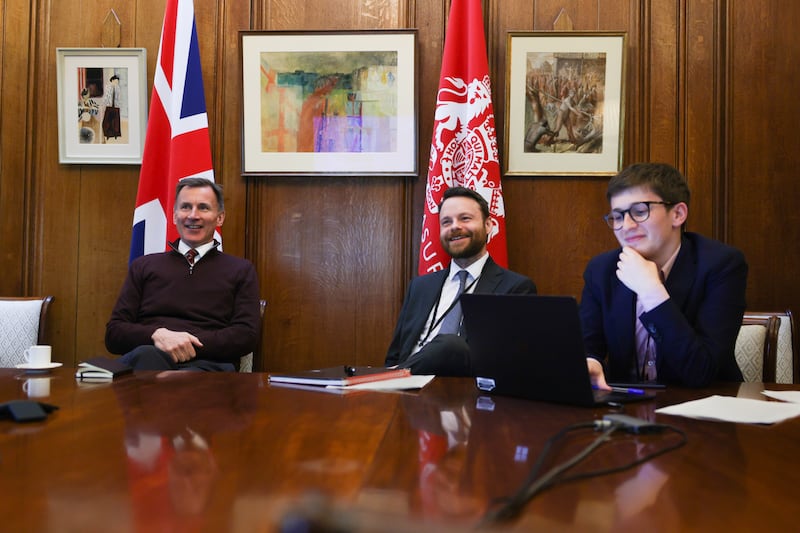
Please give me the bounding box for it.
[56,48,147,164]
[504,32,626,176]
[240,30,417,176]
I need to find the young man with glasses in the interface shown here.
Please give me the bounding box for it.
[580,163,747,388]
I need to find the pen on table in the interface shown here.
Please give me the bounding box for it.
[611,386,646,395]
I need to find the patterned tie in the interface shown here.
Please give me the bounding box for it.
[185,248,198,266]
[439,270,469,335]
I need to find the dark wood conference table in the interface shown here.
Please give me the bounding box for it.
[1,367,798,532]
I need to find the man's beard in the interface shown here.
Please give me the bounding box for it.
[441,231,487,259]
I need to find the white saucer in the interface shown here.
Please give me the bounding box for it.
[15,362,63,371]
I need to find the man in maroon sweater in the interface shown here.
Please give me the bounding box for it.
[105,178,261,371]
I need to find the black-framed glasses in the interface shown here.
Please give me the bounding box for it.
[603,201,674,230]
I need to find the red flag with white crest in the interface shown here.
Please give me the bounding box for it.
[418,0,507,275]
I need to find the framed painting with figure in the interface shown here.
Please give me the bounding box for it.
[56,48,147,164]
[504,32,626,176]
[240,30,417,176]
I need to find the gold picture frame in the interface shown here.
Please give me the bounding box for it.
[504,32,626,176]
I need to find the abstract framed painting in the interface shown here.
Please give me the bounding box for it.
[240,30,417,176]
[504,32,626,176]
[56,48,147,164]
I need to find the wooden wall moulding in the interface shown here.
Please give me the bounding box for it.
[102,9,122,48]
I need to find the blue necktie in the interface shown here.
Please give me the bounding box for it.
[439,270,469,335]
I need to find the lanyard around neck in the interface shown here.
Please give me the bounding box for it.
[418,275,479,347]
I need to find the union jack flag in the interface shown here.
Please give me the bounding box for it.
[129,0,217,262]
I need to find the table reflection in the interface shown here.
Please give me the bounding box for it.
[113,371,258,530]
[401,385,484,521]
[0,371,795,532]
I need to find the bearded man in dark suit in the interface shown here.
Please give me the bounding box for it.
[385,187,537,376]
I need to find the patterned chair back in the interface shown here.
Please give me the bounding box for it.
[735,310,798,383]
[0,297,54,367]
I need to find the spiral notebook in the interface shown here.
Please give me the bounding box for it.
[460,294,655,407]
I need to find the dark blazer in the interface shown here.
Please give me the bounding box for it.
[579,232,747,387]
[385,257,537,367]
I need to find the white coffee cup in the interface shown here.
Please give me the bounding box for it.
[24,345,52,367]
[23,377,51,398]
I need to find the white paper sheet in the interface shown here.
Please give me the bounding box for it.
[655,394,800,424]
[761,390,800,404]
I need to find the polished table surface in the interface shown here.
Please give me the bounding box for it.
[1,367,798,532]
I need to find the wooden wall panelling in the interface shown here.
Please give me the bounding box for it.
[645,0,680,166]
[216,0,250,259]
[608,0,641,166]
[253,178,406,372]
[74,164,138,362]
[400,0,416,293]
[261,0,407,31]
[683,0,721,238]
[624,1,646,164]
[532,0,607,31]
[250,0,409,372]
[727,1,800,317]
[505,178,614,296]
[32,0,91,365]
[0,0,32,296]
